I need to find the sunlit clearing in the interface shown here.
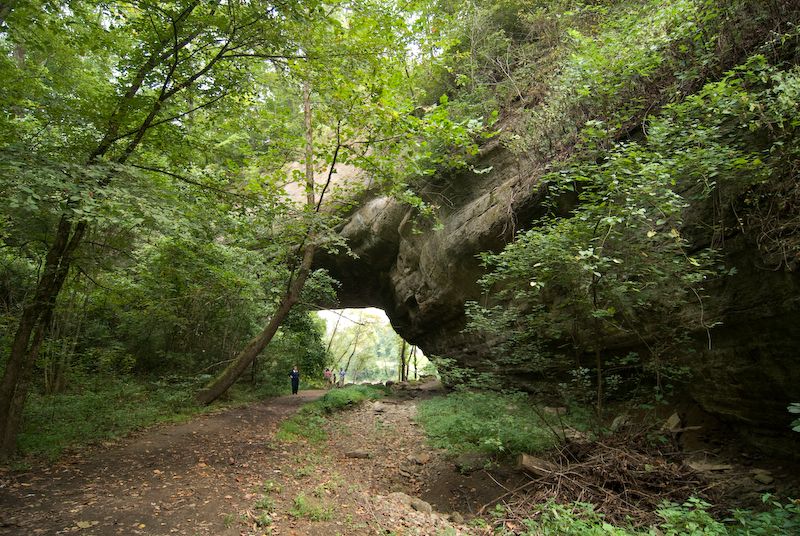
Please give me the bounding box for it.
[315,308,434,384]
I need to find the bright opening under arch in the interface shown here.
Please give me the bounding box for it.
[316,308,433,384]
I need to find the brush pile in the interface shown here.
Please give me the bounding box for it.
[485,430,715,530]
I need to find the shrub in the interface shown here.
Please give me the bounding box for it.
[494,497,800,535]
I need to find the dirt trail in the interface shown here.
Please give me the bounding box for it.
[0,387,485,535]
[0,391,325,535]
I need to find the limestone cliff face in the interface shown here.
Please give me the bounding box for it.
[317,136,800,452]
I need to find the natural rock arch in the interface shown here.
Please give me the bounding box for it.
[316,138,800,456]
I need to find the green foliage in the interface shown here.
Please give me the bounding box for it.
[495,496,800,535]
[109,237,271,372]
[789,403,800,433]
[15,374,256,460]
[416,391,579,456]
[728,494,800,535]
[656,498,728,535]
[16,354,294,460]
[0,0,489,426]
[419,0,759,155]
[429,356,503,390]
[467,128,720,403]
[512,501,632,535]
[466,51,800,407]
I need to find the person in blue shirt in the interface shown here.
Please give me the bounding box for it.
[289,365,300,394]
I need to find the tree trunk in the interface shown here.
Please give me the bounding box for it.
[324,311,343,358]
[196,81,318,405]
[341,326,361,380]
[398,339,407,382]
[595,346,603,416]
[1,308,52,455]
[0,216,85,459]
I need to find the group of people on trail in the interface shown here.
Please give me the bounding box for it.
[324,367,346,388]
[287,365,346,394]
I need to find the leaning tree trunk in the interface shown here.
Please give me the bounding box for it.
[195,245,316,404]
[196,81,319,405]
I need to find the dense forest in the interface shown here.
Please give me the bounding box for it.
[0,0,476,459]
[1,0,799,533]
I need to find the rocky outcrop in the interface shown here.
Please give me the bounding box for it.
[317,138,544,360]
[316,131,800,454]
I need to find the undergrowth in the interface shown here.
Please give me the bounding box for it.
[16,374,284,461]
[276,385,387,443]
[419,393,799,534]
[495,496,800,535]
[416,390,586,457]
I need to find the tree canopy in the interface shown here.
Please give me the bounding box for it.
[0,0,489,457]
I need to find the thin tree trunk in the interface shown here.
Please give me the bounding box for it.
[398,339,407,382]
[595,346,603,416]
[341,320,362,384]
[57,291,88,394]
[324,311,343,358]
[337,311,364,379]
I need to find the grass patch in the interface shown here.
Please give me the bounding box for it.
[290,492,333,521]
[277,385,386,443]
[262,479,282,494]
[254,496,275,511]
[18,377,199,460]
[416,390,585,457]
[316,384,388,412]
[275,412,327,443]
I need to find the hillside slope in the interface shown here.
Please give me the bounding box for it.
[317,0,800,452]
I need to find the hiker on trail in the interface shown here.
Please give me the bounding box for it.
[289,365,300,395]
[338,368,345,387]
[323,368,332,389]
